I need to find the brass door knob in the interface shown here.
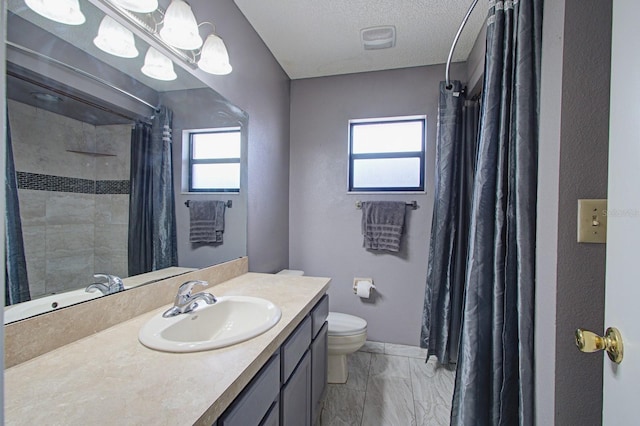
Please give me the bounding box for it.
[575,327,624,364]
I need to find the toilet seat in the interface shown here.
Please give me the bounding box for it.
[328,312,367,336]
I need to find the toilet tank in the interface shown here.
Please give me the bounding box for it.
[276,269,305,276]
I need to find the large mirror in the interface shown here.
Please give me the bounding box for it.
[4,0,248,323]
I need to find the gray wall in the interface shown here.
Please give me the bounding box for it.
[555,0,611,423]
[189,0,291,273]
[161,88,248,269]
[289,63,465,345]
[537,0,611,424]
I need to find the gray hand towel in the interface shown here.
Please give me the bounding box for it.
[189,200,226,243]
[361,201,406,252]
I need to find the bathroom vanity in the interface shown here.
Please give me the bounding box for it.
[4,264,330,425]
[218,294,328,426]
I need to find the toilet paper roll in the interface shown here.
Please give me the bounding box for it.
[356,281,374,299]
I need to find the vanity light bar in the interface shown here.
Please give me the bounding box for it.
[86,0,199,68]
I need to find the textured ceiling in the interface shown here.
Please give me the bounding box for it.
[233,0,486,79]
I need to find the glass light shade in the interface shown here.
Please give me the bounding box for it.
[141,48,177,81]
[198,34,232,75]
[110,0,158,13]
[93,16,139,58]
[25,0,86,25]
[159,0,203,50]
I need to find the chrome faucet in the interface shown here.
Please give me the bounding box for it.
[85,273,125,295]
[163,280,217,318]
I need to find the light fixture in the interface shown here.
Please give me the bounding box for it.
[360,26,396,50]
[110,0,158,14]
[197,34,232,75]
[25,0,86,25]
[159,0,203,50]
[92,0,232,76]
[141,47,177,81]
[93,16,139,58]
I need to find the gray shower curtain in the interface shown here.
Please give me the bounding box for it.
[451,0,542,425]
[128,106,178,276]
[421,81,479,365]
[5,111,30,305]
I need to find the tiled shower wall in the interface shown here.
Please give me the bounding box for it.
[8,100,131,298]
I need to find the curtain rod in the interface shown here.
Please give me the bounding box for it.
[6,41,159,112]
[445,0,479,89]
[7,70,145,124]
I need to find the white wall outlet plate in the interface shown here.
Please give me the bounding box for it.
[577,199,607,243]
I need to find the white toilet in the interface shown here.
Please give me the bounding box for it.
[327,312,367,383]
[276,270,368,384]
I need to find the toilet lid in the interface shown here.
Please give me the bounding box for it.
[328,312,367,336]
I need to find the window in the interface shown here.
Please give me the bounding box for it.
[187,128,241,192]
[348,116,426,192]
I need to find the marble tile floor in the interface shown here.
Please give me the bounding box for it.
[317,342,456,426]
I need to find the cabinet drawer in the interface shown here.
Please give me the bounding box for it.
[219,352,280,426]
[281,315,311,383]
[311,295,329,338]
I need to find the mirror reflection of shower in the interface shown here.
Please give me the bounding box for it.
[7,70,136,301]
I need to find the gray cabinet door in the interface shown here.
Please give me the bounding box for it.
[218,353,280,426]
[259,399,279,426]
[311,322,328,424]
[280,350,311,426]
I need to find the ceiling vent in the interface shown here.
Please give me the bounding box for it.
[361,26,396,50]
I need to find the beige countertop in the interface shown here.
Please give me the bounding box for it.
[4,272,330,426]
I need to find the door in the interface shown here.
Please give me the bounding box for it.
[603,0,640,422]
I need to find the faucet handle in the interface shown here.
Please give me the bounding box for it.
[176,280,208,303]
[93,273,124,293]
[108,275,124,292]
[93,273,110,283]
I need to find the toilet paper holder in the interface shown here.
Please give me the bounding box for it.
[353,278,375,294]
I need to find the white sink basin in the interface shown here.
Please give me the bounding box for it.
[138,296,282,353]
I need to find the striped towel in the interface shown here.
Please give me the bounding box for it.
[189,200,226,243]
[361,201,406,252]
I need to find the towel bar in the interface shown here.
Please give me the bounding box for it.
[355,200,417,210]
[185,200,232,208]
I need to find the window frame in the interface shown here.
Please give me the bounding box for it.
[187,127,242,193]
[348,115,426,192]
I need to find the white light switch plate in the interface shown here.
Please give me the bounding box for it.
[577,199,607,243]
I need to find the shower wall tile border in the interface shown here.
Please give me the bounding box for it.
[95,180,130,194]
[17,171,130,195]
